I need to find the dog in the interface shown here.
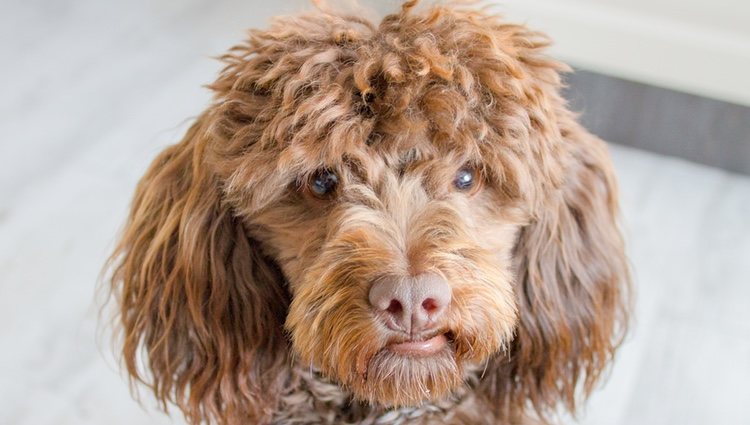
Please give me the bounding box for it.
[107,1,630,424]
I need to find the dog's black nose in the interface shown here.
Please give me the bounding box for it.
[369,274,451,335]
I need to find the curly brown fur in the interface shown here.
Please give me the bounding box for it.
[107,1,630,424]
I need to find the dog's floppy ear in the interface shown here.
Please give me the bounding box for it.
[108,114,289,425]
[483,126,630,422]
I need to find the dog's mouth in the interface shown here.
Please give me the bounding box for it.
[385,332,453,357]
[356,331,456,378]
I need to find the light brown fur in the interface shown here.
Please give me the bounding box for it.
[107,1,630,424]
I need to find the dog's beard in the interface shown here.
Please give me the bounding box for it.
[288,312,513,407]
[357,343,464,406]
[286,287,516,407]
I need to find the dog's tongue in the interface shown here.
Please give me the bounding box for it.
[388,334,447,357]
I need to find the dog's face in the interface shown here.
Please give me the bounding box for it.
[109,3,629,424]
[248,134,521,405]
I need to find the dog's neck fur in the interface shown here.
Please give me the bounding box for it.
[271,365,507,425]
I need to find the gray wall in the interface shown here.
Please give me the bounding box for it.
[565,70,750,175]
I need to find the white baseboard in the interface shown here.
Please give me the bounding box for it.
[495,0,750,106]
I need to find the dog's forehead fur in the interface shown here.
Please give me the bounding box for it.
[204,3,569,212]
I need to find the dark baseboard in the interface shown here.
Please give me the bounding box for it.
[563,69,750,175]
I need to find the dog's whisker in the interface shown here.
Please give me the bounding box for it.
[480,358,490,380]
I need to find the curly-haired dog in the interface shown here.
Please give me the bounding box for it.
[108,1,630,424]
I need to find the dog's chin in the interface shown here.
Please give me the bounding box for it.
[349,334,465,407]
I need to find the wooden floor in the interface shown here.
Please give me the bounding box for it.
[1,1,749,424]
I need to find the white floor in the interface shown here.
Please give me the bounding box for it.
[1,1,749,424]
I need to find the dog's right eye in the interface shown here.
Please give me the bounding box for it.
[308,169,339,199]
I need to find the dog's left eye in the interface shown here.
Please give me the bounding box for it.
[308,169,339,198]
[453,168,475,191]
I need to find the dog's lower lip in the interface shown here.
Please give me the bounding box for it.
[387,334,448,356]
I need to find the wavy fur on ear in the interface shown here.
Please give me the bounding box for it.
[108,115,290,424]
[481,124,630,423]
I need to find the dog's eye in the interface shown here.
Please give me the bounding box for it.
[309,169,339,198]
[453,168,475,191]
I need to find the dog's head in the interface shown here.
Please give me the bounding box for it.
[108,2,629,424]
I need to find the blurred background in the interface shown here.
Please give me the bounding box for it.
[0,1,748,424]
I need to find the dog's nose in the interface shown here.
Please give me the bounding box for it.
[369,274,451,335]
